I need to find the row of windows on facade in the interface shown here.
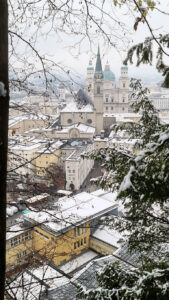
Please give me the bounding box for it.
[67,169,75,173]
[17,250,27,261]
[67,118,92,124]
[97,83,126,94]
[105,106,126,111]
[74,224,87,238]
[10,231,32,248]
[105,97,126,103]
[68,177,75,181]
[74,237,87,249]
[88,83,115,91]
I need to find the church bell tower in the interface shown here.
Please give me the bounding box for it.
[93,47,104,135]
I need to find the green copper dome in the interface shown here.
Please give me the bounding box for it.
[121,66,128,71]
[103,62,115,81]
[87,67,94,71]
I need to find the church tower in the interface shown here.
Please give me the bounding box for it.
[93,46,104,135]
[118,66,129,113]
[85,60,94,100]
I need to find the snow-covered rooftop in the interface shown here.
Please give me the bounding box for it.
[24,191,118,235]
[9,113,48,127]
[36,140,63,153]
[10,142,42,151]
[6,264,69,299]
[61,102,93,113]
[25,193,49,204]
[92,225,123,249]
[59,250,98,274]
[7,206,18,217]
[6,223,28,240]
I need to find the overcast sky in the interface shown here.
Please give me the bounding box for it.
[14,1,169,85]
[45,1,168,83]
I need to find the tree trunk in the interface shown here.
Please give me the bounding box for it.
[0,0,9,297]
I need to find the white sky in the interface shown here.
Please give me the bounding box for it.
[11,1,169,84]
[45,1,169,83]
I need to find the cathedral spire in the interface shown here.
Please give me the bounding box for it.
[94,46,103,78]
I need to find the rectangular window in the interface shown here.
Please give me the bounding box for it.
[81,239,83,246]
[106,98,108,102]
[84,237,87,244]
[97,86,100,94]
[84,224,86,233]
[111,107,113,110]
[77,241,80,248]
[10,237,19,248]
[77,227,80,236]
[123,83,125,88]
[106,107,108,110]
[74,227,76,239]
[111,98,114,102]
[22,250,27,256]
[74,242,76,250]
[17,253,22,259]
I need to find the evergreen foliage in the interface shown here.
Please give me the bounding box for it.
[77,262,169,300]
[80,79,169,299]
[124,35,169,88]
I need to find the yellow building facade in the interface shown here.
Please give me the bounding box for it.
[33,221,90,266]
[90,237,117,256]
[35,148,61,177]
[6,228,33,272]
[6,221,90,272]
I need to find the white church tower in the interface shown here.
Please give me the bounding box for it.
[118,66,129,113]
[85,60,94,101]
[93,47,104,135]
